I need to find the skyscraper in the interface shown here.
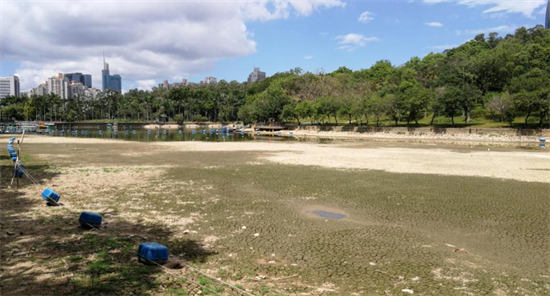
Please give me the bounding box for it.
[546,0,549,29]
[0,76,20,98]
[65,72,92,88]
[102,57,122,92]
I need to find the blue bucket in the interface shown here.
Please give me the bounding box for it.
[79,211,102,228]
[41,188,61,203]
[137,242,169,264]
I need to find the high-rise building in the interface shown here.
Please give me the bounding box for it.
[158,79,188,89]
[65,72,92,88]
[102,57,122,92]
[0,75,20,98]
[47,73,70,99]
[30,83,48,96]
[202,76,217,84]
[546,0,549,29]
[247,67,266,83]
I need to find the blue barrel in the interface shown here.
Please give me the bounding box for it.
[8,137,15,144]
[540,138,546,143]
[11,156,17,162]
[79,211,102,228]
[132,130,136,135]
[137,242,169,264]
[147,130,152,135]
[41,188,61,203]
[15,163,24,178]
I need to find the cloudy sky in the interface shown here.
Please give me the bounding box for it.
[0,0,548,92]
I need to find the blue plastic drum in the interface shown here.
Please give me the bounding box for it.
[79,211,103,228]
[41,188,61,204]
[15,163,24,178]
[137,242,169,264]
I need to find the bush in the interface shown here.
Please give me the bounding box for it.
[173,114,184,125]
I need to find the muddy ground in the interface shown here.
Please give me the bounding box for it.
[1,135,549,295]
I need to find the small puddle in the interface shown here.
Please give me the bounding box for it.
[311,210,346,220]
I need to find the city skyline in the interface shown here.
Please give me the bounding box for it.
[1,0,548,93]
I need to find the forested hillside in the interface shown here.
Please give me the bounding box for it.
[2,26,549,127]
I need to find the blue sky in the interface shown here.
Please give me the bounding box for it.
[0,0,548,91]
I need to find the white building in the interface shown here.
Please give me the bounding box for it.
[247,67,266,83]
[202,76,217,84]
[69,82,89,99]
[70,82,100,100]
[47,73,70,99]
[30,83,48,96]
[0,75,20,98]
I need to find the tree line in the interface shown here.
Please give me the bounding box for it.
[1,26,549,127]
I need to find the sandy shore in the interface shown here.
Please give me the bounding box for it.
[155,141,550,183]
[5,135,550,183]
[286,129,547,144]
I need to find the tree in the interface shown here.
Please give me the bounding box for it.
[509,68,550,126]
[315,96,339,124]
[397,79,430,125]
[486,92,514,123]
[366,94,390,127]
[441,86,462,126]
[293,100,314,125]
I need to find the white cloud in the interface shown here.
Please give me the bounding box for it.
[0,0,345,90]
[358,11,374,23]
[456,24,513,35]
[422,0,546,17]
[136,80,158,91]
[426,21,444,27]
[304,55,314,60]
[242,0,345,21]
[336,33,379,51]
[428,44,458,50]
